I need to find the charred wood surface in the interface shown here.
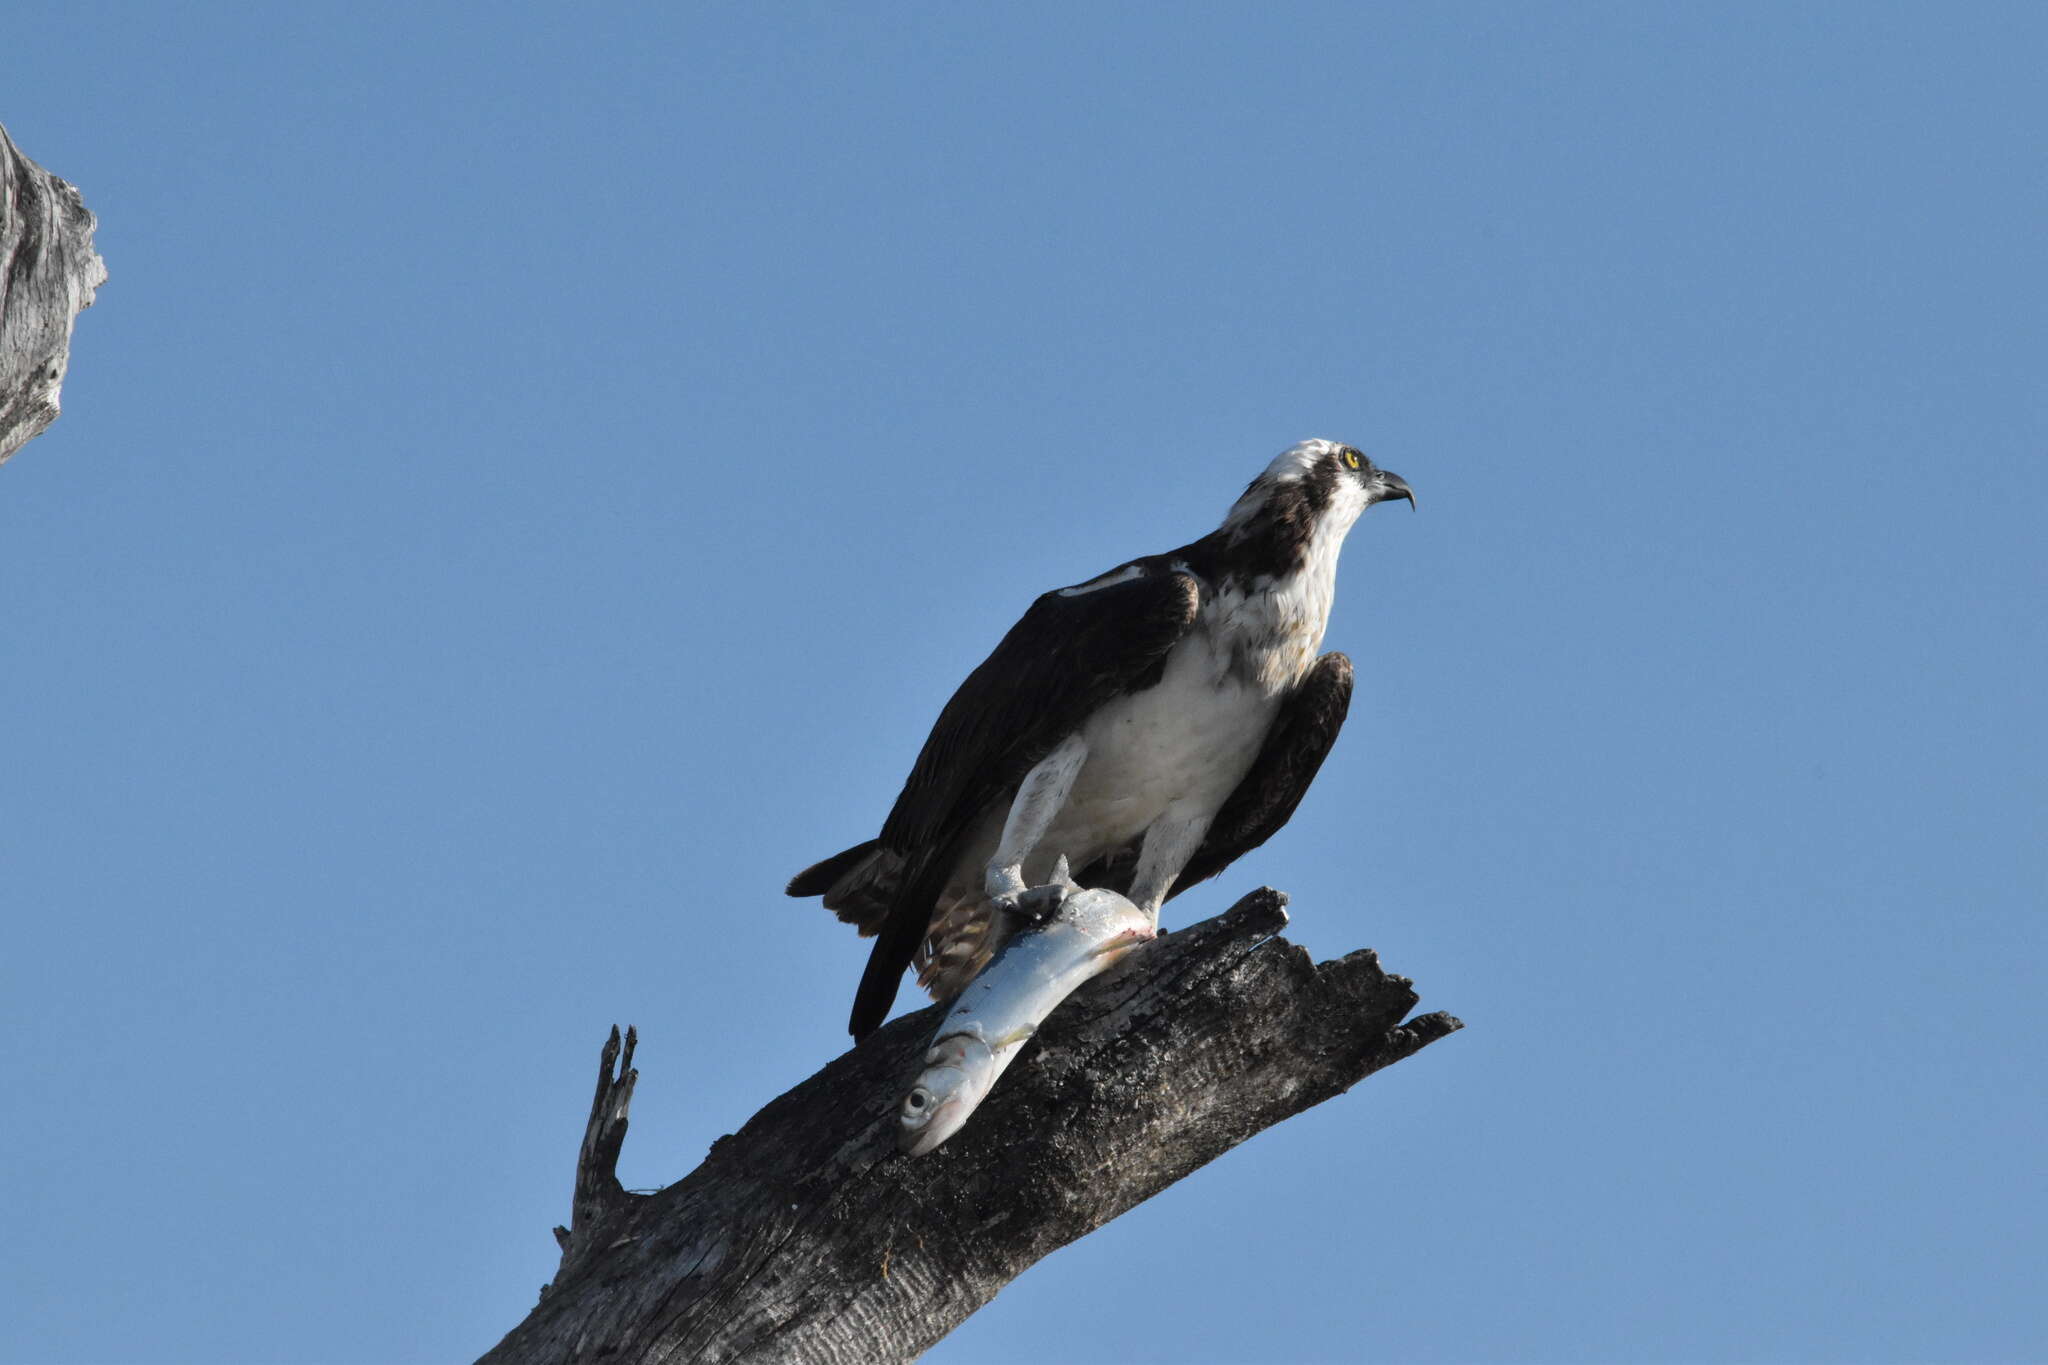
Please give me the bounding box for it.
[481,889,1461,1364]
[0,123,105,467]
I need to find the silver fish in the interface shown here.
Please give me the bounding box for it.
[898,861,1154,1156]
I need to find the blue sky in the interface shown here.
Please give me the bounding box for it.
[4,4,2044,1362]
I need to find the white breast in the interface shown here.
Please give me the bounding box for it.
[1037,570,1330,866]
[938,550,1344,900]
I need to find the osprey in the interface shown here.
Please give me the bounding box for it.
[791,439,1413,1039]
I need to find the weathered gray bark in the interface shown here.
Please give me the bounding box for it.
[481,889,1461,1364]
[1,123,105,467]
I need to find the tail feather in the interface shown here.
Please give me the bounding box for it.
[786,840,881,897]
[789,840,904,937]
[797,841,1003,1039]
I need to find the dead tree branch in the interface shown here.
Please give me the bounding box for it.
[481,889,1461,1364]
[1,123,105,467]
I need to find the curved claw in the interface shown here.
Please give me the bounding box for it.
[1009,882,1071,925]
[993,857,1081,926]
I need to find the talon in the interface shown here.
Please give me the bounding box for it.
[1010,881,1071,925]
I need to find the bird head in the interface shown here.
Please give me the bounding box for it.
[1220,438,1415,547]
[1286,438,1415,510]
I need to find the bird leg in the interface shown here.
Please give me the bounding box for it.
[1123,812,1215,928]
[986,732,1088,922]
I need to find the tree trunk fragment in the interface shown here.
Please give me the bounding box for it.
[481,888,1461,1364]
[1,123,106,468]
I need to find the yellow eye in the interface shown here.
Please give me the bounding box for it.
[1342,448,1362,470]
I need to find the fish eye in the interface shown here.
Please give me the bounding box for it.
[904,1088,930,1115]
[1341,448,1363,471]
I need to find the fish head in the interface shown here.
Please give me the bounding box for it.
[898,1030,997,1156]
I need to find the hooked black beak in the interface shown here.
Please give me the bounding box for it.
[1373,470,1416,511]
